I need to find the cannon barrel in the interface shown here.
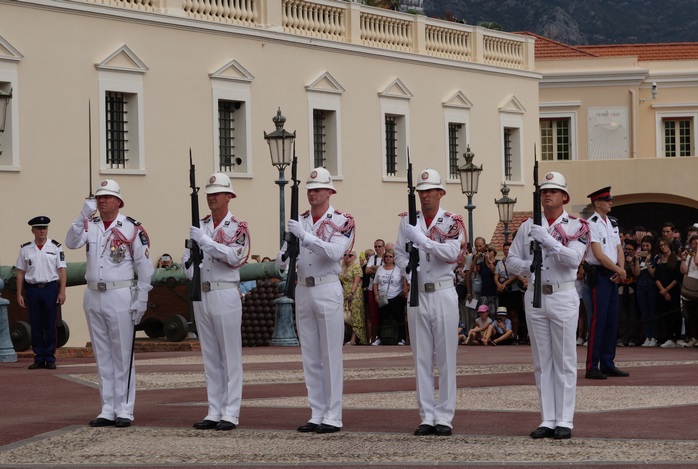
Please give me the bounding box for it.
[0,261,283,293]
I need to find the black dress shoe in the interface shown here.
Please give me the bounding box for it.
[434,424,452,436]
[585,369,607,380]
[115,418,131,428]
[554,426,572,439]
[28,362,45,370]
[45,362,56,370]
[601,366,629,377]
[89,417,116,427]
[315,424,341,434]
[413,424,436,436]
[216,420,236,431]
[297,422,319,433]
[529,426,555,439]
[193,419,219,430]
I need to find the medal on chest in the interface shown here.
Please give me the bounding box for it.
[110,240,127,263]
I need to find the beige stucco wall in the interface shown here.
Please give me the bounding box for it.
[0,0,540,346]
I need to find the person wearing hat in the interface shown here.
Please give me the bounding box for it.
[14,216,67,369]
[183,172,250,431]
[506,171,590,440]
[395,168,466,437]
[65,179,153,428]
[584,186,629,380]
[277,167,355,434]
[465,304,494,345]
[489,307,514,345]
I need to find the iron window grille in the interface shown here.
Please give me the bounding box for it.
[105,91,128,168]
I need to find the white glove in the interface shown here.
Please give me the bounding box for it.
[130,300,147,325]
[530,225,557,250]
[82,198,97,219]
[405,224,429,246]
[189,226,214,250]
[287,219,306,242]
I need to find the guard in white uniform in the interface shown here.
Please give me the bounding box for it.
[507,171,588,440]
[65,179,153,428]
[277,167,354,434]
[183,173,250,431]
[394,168,465,437]
[15,216,67,369]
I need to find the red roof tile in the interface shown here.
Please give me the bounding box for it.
[489,211,532,254]
[515,32,599,60]
[577,43,698,61]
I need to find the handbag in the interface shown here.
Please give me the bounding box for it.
[681,271,698,303]
[377,295,389,307]
[344,305,352,325]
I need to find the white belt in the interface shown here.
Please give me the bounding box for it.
[418,280,454,292]
[298,275,339,287]
[202,281,239,292]
[541,282,576,294]
[87,280,135,292]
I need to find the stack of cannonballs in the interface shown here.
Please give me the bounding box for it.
[241,279,285,347]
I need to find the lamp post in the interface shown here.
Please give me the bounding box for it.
[457,145,482,242]
[264,108,299,346]
[0,88,12,156]
[495,182,517,243]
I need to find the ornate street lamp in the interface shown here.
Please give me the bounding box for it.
[457,145,482,242]
[264,108,299,346]
[264,108,296,248]
[495,182,517,243]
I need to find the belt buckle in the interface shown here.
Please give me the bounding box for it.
[542,285,553,295]
[97,282,107,292]
[305,277,316,287]
[37,283,45,289]
[424,283,435,292]
[202,282,211,293]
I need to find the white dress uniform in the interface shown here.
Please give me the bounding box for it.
[183,212,249,426]
[65,212,153,421]
[278,206,354,428]
[395,207,464,429]
[506,211,588,430]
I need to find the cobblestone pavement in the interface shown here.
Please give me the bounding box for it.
[1,344,697,468]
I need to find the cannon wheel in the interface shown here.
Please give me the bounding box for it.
[10,321,31,352]
[164,314,189,342]
[56,320,70,348]
[142,317,164,339]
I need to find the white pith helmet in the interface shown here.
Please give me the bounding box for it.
[205,172,236,197]
[94,179,124,207]
[416,168,445,192]
[540,171,570,203]
[305,167,336,194]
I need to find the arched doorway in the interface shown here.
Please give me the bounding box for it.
[608,202,698,241]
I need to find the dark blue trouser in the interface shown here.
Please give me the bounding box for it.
[25,282,58,364]
[586,272,619,372]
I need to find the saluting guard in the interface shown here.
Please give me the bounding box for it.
[65,179,153,428]
[15,216,67,369]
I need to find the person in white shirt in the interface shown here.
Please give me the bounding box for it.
[395,168,465,437]
[15,216,67,369]
[506,171,589,440]
[65,179,153,428]
[277,167,355,434]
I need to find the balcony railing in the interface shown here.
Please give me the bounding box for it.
[71,0,534,71]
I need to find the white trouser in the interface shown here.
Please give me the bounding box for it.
[295,281,344,427]
[84,288,135,420]
[525,288,579,429]
[194,288,243,424]
[407,287,459,428]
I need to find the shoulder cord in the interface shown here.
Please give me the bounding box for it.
[551,218,592,259]
[317,212,356,254]
[101,224,147,260]
[426,214,467,265]
[212,216,250,269]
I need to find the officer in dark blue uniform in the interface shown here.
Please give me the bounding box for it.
[584,188,630,379]
[15,216,67,369]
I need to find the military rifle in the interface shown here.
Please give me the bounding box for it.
[405,151,420,307]
[184,150,202,302]
[530,146,543,308]
[282,152,300,299]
